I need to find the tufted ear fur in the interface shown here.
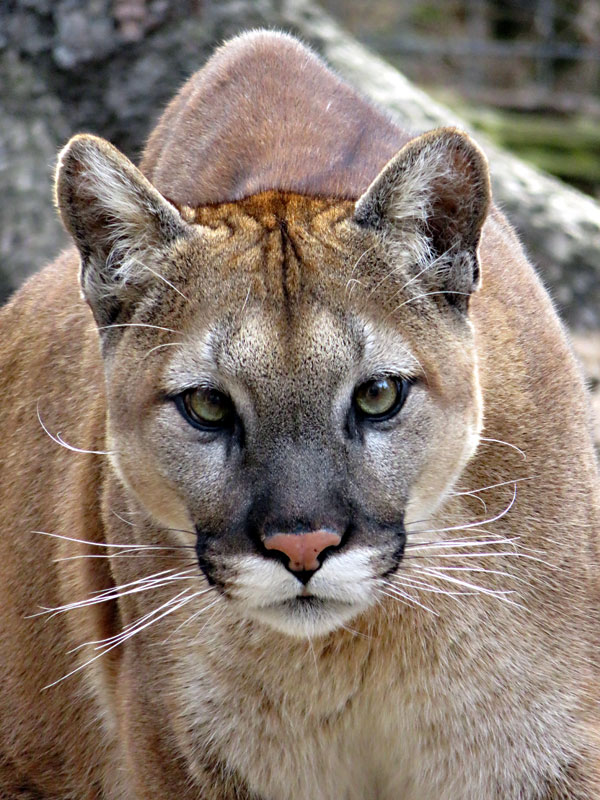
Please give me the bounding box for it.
[55,134,189,328]
[354,128,491,312]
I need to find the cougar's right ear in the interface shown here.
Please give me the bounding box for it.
[55,134,189,328]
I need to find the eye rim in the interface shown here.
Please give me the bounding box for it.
[353,376,411,422]
[174,386,235,431]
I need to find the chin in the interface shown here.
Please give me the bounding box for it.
[246,596,369,638]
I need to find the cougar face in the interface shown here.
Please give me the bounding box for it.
[94,199,482,638]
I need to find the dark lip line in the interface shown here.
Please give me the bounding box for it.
[258,597,356,610]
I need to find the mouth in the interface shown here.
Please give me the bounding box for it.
[220,547,381,636]
[283,594,325,608]
[267,594,350,611]
[296,593,316,602]
[249,594,363,638]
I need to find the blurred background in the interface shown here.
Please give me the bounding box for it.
[324,0,600,200]
[1,0,599,437]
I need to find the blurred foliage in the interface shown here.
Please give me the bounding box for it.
[436,97,600,195]
[321,0,600,198]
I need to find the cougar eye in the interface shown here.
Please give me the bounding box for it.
[176,387,233,430]
[354,377,409,421]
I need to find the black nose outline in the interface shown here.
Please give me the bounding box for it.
[259,523,354,583]
[263,540,344,584]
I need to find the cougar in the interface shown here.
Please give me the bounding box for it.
[1,30,599,800]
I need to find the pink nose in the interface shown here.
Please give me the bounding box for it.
[263,530,342,572]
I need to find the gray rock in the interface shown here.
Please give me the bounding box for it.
[0,51,70,299]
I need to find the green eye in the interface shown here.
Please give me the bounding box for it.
[354,377,408,420]
[179,387,233,429]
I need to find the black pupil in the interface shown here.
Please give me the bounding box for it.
[368,380,387,399]
[205,390,223,408]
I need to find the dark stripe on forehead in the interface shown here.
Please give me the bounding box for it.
[189,192,355,309]
[278,219,302,315]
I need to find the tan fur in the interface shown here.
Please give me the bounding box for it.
[1,31,600,800]
[140,30,408,205]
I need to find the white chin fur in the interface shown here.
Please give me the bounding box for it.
[247,598,367,638]
[226,549,376,638]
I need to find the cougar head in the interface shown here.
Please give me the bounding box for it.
[56,128,490,637]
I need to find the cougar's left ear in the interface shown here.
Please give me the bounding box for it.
[55,134,189,328]
[354,128,491,312]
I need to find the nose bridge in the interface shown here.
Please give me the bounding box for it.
[244,304,351,438]
[250,440,344,536]
[253,363,335,442]
[239,310,352,534]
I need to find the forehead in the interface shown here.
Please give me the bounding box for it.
[174,193,357,372]
[183,191,358,304]
[166,305,362,398]
[163,191,425,391]
[163,304,423,409]
[217,306,361,382]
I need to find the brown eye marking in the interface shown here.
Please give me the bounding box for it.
[353,377,411,422]
[175,387,234,431]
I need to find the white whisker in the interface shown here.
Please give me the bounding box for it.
[395,244,460,297]
[393,290,470,311]
[55,552,196,562]
[479,437,527,460]
[345,277,368,295]
[190,601,227,646]
[129,256,189,300]
[452,475,536,497]
[381,576,468,597]
[36,404,113,455]
[93,589,204,650]
[141,341,184,361]
[236,285,252,321]
[340,624,372,640]
[162,595,221,643]
[97,322,182,334]
[406,537,520,552]
[407,526,512,540]
[405,551,559,568]
[91,567,196,597]
[415,568,524,607]
[377,584,439,616]
[109,509,197,537]
[410,565,530,584]
[42,588,197,690]
[365,264,402,300]
[406,484,518,539]
[346,244,377,296]
[35,569,198,619]
[404,516,437,527]
[33,529,188,551]
[306,636,320,680]
[95,588,195,646]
